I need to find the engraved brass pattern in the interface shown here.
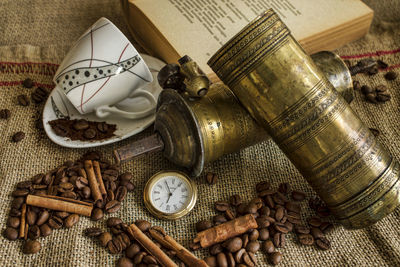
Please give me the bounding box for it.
[208,9,400,228]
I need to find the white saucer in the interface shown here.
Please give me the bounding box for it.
[43,54,165,148]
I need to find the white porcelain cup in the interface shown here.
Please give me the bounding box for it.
[53,17,155,119]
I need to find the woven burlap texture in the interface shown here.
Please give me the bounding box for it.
[0,0,400,266]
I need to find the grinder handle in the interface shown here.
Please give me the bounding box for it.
[113,133,164,163]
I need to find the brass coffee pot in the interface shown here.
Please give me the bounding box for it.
[114,51,353,177]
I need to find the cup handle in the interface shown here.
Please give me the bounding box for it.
[95,90,156,119]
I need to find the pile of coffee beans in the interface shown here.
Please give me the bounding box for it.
[85,218,185,267]
[192,181,334,266]
[49,118,117,141]
[3,151,135,254]
[347,58,397,104]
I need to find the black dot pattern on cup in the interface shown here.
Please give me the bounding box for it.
[54,55,144,95]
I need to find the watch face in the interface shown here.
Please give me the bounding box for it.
[150,175,192,214]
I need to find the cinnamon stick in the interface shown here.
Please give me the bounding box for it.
[24,223,29,240]
[26,194,93,217]
[19,203,26,239]
[193,214,258,248]
[93,161,107,198]
[149,227,208,267]
[84,160,103,205]
[127,223,178,267]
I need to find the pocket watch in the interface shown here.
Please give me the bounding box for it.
[143,171,197,220]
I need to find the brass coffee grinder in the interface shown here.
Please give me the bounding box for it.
[114,52,353,177]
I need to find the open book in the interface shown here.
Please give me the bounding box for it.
[121,0,373,80]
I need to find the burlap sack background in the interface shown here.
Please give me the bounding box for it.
[0,0,399,266]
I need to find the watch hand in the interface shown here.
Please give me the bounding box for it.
[165,181,171,193]
[171,183,182,193]
[166,193,171,203]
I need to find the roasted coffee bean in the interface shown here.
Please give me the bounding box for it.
[105,200,121,213]
[116,186,128,202]
[265,195,275,209]
[54,211,69,219]
[216,252,228,267]
[0,109,11,119]
[311,227,324,240]
[59,182,74,191]
[286,212,301,225]
[223,237,242,253]
[241,234,249,248]
[225,252,235,267]
[248,229,259,241]
[73,119,89,131]
[209,243,223,255]
[116,234,128,251]
[269,251,283,265]
[352,80,361,91]
[143,255,157,264]
[196,220,213,232]
[126,243,141,259]
[17,180,32,189]
[136,220,151,232]
[291,190,306,201]
[133,251,147,264]
[205,172,217,185]
[285,201,301,213]
[376,92,391,102]
[89,207,104,221]
[308,216,322,228]
[11,197,25,209]
[365,93,378,103]
[23,240,41,254]
[320,221,334,234]
[273,193,287,206]
[11,189,29,197]
[4,227,18,240]
[295,225,310,234]
[6,217,20,228]
[84,227,102,237]
[258,228,269,240]
[12,131,25,142]
[242,251,256,267]
[22,78,34,88]
[385,71,398,81]
[40,223,52,237]
[316,205,331,217]
[205,256,217,267]
[17,94,30,106]
[125,181,135,192]
[42,173,53,185]
[65,214,79,228]
[236,203,247,215]
[256,216,271,228]
[214,201,230,212]
[36,210,50,226]
[262,240,275,254]
[284,221,293,232]
[117,257,133,267]
[83,128,97,139]
[274,222,290,234]
[245,203,259,214]
[96,122,109,133]
[119,172,132,182]
[213,214,227,224]
[273,232,285,248]
[275,206,285,222]
[28,225,41,240]
[259,206,270,217]
[278,183,289,194]
[230,194,242,206]
[53,124,69,137]
[316,237,331,250]
[48,216,63,229]
[82,186,91,199]
[27,209,37,225]
[377,60,388,69]
[256,181,271,192]
[60,191,77,199]
[106,217,122,228]
[246,240,260,253]
[9,208,22,217]
[225,208,236,220]
[298,233,314,246]
[376,84,387,93]
[361,85,373,95]
[99,232,113,247]
[108,238,123,254]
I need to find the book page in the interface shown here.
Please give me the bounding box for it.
[134,0,372,74]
